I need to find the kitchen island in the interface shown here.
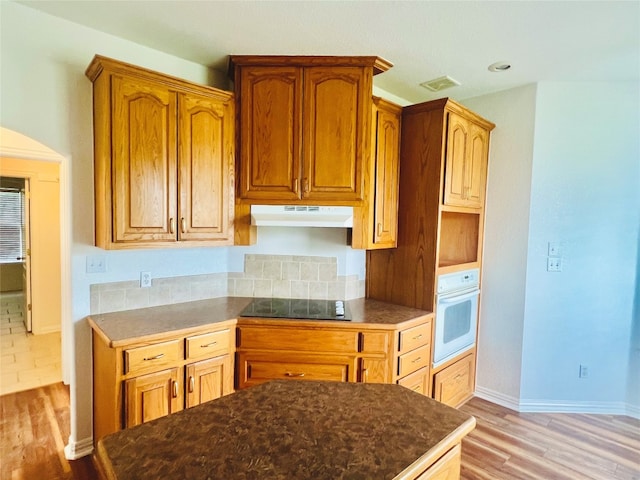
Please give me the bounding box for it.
[94,380,474,480]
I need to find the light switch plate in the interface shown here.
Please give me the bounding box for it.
[86,255,106,273]
[548,242,562,257]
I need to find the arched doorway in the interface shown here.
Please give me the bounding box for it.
[0,127,70,391]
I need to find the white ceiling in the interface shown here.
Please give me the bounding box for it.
[17,0,640,103]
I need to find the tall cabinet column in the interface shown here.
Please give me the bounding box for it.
[366,98,494,407]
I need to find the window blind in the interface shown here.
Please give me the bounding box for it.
[0,188,24,264]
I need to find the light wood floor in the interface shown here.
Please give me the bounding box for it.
[1,384,638,479]
[459,397,640,479]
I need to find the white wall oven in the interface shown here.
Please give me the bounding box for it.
[433,268,480,367]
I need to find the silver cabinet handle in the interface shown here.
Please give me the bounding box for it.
[143,353,165,361]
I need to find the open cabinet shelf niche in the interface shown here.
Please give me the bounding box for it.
[438,211,480,268]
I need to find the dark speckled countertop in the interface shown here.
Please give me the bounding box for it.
[88,297,432,347]
[95,380,474,480]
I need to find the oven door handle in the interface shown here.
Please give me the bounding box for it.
[438,289,480,304]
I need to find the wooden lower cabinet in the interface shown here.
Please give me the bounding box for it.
[235,317,433,392]
[125,367,183,428]
[433,353,475,408]
[415,444,461,480]
[186,355,232,408]
[91,321,235,444]
[237,352,354,388]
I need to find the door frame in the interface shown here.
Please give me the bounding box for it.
[0,129,71,386]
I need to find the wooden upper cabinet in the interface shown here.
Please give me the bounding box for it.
[443,111,490,209]
[230,56,392,205]
[178,93,234,241]
[86,55,235,249]
[351,97,401,249]
[302,66,365,202]
[112,76,178,243]
[237,66,302,200]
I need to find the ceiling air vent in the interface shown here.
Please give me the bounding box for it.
[420,75,461,92]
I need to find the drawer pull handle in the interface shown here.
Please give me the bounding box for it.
[143,353,165,361]
[454,374,464,380]
[412,386,421,392]
[411,357,422,364]
[172,380,179,398]
[169,218,175,234]
[188,376,195,393]
[412,334,423,340]
[181,217,186,233]
[201,341,218,348]
[363,368,369,382]
[284,372,305,377]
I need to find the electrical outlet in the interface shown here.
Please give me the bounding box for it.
[140,271,152,288]
[86,255,106,273]
[547,257,563,272]
[579,364,589,378]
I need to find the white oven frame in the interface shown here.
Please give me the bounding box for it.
[433,287,479,367]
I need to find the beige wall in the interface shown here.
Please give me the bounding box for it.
[0,263,22,292]
[0,157,61,334]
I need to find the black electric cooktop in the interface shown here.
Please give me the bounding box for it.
[239,298,351,321]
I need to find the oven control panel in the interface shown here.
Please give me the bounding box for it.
[437,268,480,294]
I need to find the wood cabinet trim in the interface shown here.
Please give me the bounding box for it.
[228,55,393,78]
[87,55,233,101]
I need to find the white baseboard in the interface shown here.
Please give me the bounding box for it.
[64,436,93,460]
[624,403,640,419]
[518,399,630,415]
[474,386,521,411]
[475,386,640,418]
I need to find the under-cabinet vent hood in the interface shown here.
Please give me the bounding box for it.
[250,205,354,228]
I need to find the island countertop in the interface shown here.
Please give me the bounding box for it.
[88,296,432,348]
[94,380,475,480]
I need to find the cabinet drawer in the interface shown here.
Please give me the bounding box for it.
[124,340,182,376]
[397,366,429,396]
[433,353,475,407]
[397,344,430,378]
[237,352,353,389]
[186,329,231,360]
[398,321,431,355]
[237,326,359,354]
[360,331,391,355]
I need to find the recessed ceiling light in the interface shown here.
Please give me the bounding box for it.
[420,75,461,92]
[488,62,511,72]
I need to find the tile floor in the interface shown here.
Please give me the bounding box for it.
[0,292,61,396]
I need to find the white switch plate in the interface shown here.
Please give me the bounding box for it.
[548,242,562,257]
[86,255,106,273]
[547,257,562,272]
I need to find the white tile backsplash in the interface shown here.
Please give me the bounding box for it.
[90,255,363,314]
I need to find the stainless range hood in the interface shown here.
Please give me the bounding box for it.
[250,205,354,228]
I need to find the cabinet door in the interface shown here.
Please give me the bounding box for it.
[443,112,469,207]
[125,367,182,428]
[433,353,475,407]
[238,66,302,200]
[302,67,368,202]
[236,352,354,389]
[372,103,400,246]
[112,76,178,243]
[464,122,489,208]
[359,357,389,384]
[178,93,233,241]
[186,355,232,408]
